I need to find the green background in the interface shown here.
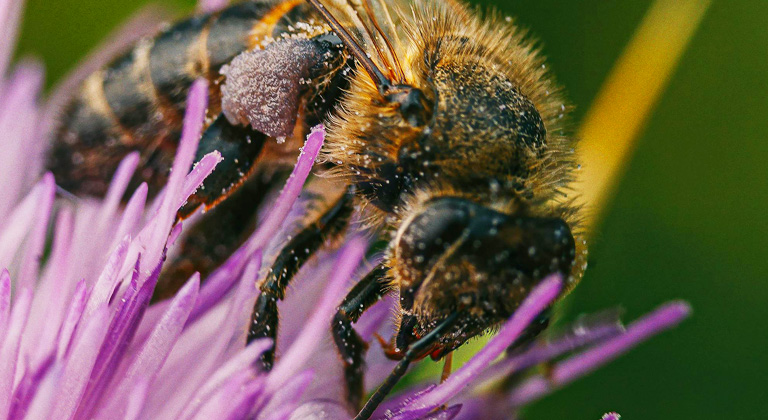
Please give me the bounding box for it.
[14,0,768,418]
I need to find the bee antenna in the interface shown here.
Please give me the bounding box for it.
[362,0,406,83]
[307,0,392,92]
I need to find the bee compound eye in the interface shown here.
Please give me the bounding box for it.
[398,197,576,286]
[397,197,474,273]
[487,216,576,279]
[396,198,575,320]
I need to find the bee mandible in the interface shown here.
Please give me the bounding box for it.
[47,0,588,418]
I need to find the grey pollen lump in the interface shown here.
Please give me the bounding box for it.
[220,39,321,139]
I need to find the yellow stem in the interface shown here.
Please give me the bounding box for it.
[575,0,711,233]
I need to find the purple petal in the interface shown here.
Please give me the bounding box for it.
[395,275,563,419]
[184,248,246,322]
[0,177,48,267]
[289,400,352,420]
[168,221,184,247]
[220,250,263,336]
[292,261,397,404]
[112,183,148,249]
[22,364,63,420]
[371,385,435,419]
[3,179,55,365]
[50,306,110,419]
[188,372,261,420]
[0,287,32,418]
[0,61,44,219]
[77,262,156,417]
[55,279,88,360]
[260,369,315,417]
[244,125,325,256]
[0,0,24,76]
[106,274,200,414]
[601,412,621,420]
[84,238,129,319]
[143,253,261,418]
[266,237,366,391]
[178,150,223,209]
[169,79,209,199]
[7,353,54,419]
[124,379,150,420]
[45,207,74,276]
[30,208,75,359]
[178,339,272,418]
[450,395,515,420]
[16,174,55,291]
[0,188,35,259]
[507,301,691,406]
[190,125,325,319]
[138,78,208,274]
[359,294,399,393]
[471,308,624,389]
[98,151,139,227]
[222,379,265,420]
[262,405,295,420]
[0,269,10,335]
[421,404,462,420]
[148,253,260,418]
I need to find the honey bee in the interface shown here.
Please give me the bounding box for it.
[47,0,587,418]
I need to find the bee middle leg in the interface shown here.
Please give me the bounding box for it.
[248,186,354,368]
[331,264,390,409]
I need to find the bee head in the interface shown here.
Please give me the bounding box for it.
[392,196,575,350]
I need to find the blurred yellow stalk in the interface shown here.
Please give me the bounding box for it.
[575,0,711,233]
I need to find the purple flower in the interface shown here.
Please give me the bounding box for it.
[0,0,693,419]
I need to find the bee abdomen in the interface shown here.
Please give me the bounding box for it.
[50,0,304,198]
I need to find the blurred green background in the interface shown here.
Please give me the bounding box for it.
[14,0,768,418]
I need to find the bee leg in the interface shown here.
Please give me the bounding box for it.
[248,187,355,369]
[490,309,553,390]
[505,308,551,354]
[154,171,283,301]
[178,113,269,218]
[153,115,274,301]
[331,265,390,409]
[542,360,556,385]
[440,352,453,383]
[354,313,461,420]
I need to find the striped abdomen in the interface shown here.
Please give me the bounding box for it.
[49,0,310,198]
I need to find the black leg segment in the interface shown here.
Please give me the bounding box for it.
[178,114,268,218]
[331,264,390,409]
[248,187,355,369]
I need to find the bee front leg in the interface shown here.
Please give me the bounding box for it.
[248,187,354,369]
[331,265,390,409]
[354,313,461,420]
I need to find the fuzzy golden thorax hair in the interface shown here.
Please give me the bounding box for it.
[323,1,577,230]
